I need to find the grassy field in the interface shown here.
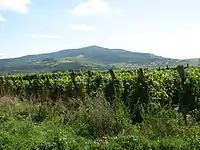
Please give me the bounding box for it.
[1,95,200,150]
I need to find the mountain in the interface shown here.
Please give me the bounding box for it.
[0,46,198,74]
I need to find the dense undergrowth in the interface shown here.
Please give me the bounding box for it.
[1,66,200,149]
[1,96,200,150]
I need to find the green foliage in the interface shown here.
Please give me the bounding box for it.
[0,101,96,150]
[1,67,200,149]
[139,103,185,138]
[2,67,200,124]
[62,97,124,139]
[1,97,200,149]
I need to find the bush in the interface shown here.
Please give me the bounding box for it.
[138,102,185,138]
[64,97,124,139]
[1,97,200,150]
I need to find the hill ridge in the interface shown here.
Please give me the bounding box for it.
[0,45,198,74]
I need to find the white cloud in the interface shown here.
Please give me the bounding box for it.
[0,0,31,22]
[0,14,5,22]
[69,24,95,31]
[106,24,200,59]
[73,0,109,16]
[0,0,31,14]
[31,34,60,39]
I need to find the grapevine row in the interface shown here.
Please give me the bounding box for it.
[1,66,200,124]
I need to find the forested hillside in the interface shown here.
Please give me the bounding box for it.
[0,46,198,74]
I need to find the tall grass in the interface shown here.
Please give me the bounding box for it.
[0,96,200,150]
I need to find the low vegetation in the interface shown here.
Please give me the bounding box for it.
[1,96,200,150]
[1,66,200,149]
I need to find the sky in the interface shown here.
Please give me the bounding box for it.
[0,0,200,59]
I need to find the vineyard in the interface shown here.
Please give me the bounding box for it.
[1,66,200,122]
[1,66,200,149]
